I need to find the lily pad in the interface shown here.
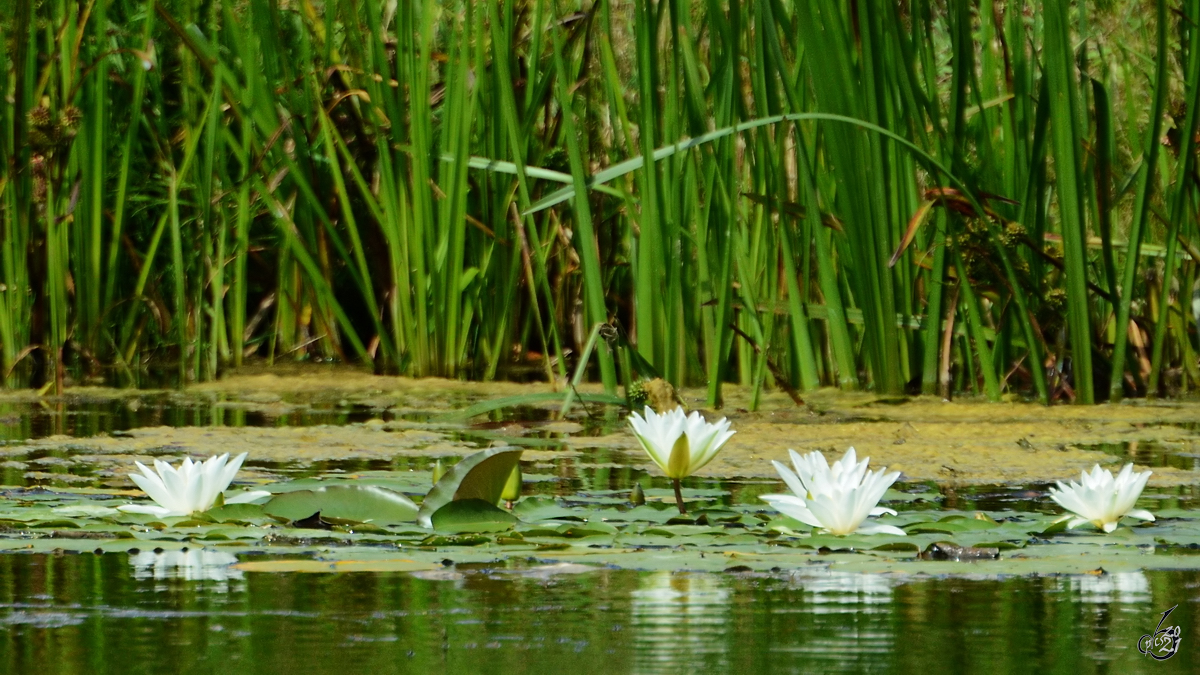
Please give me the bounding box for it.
[429,499,518,533]
[263,486,419,524]
[232,558,442,573]
[513,497,585,522]
[416,447,524,528]
[203,503,268,524]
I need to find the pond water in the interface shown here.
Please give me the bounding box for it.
[1,553,1196,674]
[1,377,1199,672]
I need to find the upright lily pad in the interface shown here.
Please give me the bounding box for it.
[417,447,524,527]
[264,486,419,524]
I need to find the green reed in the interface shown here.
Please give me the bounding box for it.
[1,0,1199,406]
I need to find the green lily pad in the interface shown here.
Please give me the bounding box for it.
[419,534,493,547]
[263,485,419,524]
[429,498,518,533]
[513,497,585,522]
[906,518,1000,534]
[871,541,922,552]
[416,447,524,528]
[204,503,268,524]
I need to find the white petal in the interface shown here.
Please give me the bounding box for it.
[1050,485,1097,521]
[117,504,178,517]
[182,461,205,513]
[772,460,809,499]
[129,462,177,510]
[634,434,670,473]
[807,491,861,535]
[196,454,229,512]
[153,459,187,499]
[223,490,272,504]
[854,524,907,536]
[1124,509,1155,522]
[761,494,823,529]
[684,414,733,474]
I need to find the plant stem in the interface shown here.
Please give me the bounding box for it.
[672,478,686,515]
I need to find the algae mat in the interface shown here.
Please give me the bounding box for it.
[1,368,1199,487]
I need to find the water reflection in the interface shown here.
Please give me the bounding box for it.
[1068,571,1151,604]
[632,572,730,672]
[0,554,1196,674]
[129,548,243,588]
[797,569,894,613]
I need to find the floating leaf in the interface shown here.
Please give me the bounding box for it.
[555,520,619,537]
[203,503,268,524]
[871,541,922,552]
[264,486,419,524]
[233,558,439,573]
[767,516,810,533]
[430,499,518,533]
[29,519,80,529]
[592,503,678,524]
[513,497,585,522]
[906,518,1000,534]
[419,534,493,547]
[417,447,524,528]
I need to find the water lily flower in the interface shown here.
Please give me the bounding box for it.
[628,405,735,513]
[118,453,270,518]
[1049,463,1154,533]
[761,447,905,536]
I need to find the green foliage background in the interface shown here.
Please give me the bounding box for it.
[2,0,1200,406]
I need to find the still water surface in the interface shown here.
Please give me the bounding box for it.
[0,553,1195,674]
[1,394,1198,672]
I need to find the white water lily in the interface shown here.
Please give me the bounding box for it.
[117,453,270,518]
[628,406,735,479]
[628,406,735,513]
[1048,463,1154,533]
[761,447,904,536]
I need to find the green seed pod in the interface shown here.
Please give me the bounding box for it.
[630,482,645,506]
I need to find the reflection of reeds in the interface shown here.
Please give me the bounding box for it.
[2,1,1199,405]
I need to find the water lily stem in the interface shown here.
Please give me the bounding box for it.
[673,478,686,514]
